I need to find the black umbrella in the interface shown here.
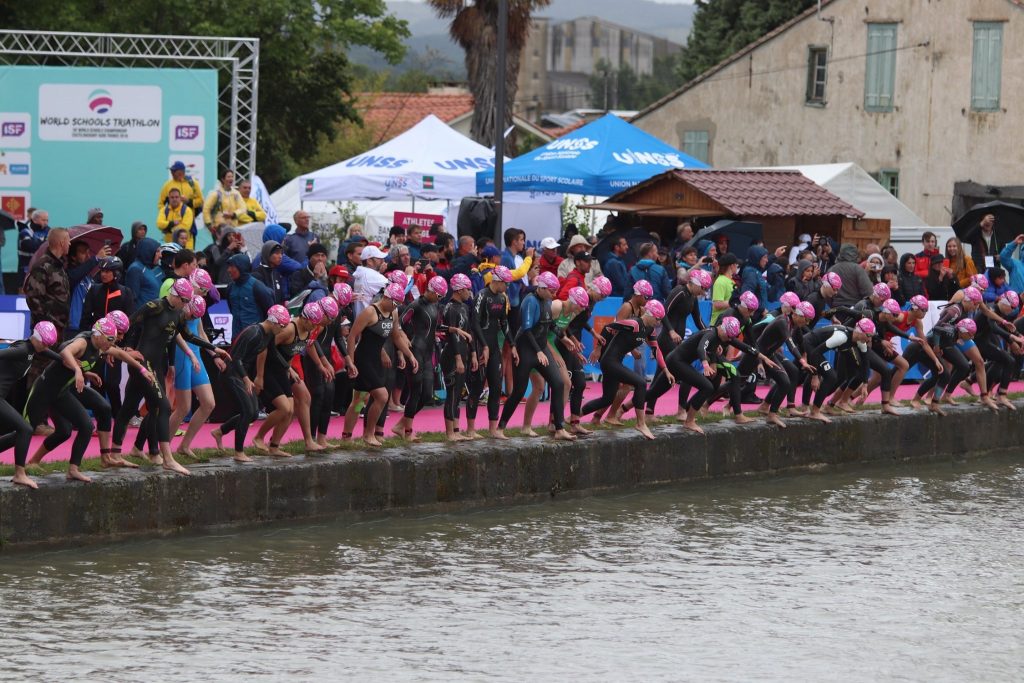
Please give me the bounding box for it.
[0,209,17,232]
[951,200,1024,245]
[682,220,763,259]
[591,226,655,267]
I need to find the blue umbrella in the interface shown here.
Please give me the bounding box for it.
[476,114,709,196]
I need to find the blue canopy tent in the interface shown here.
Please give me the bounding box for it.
[475,113,709,196]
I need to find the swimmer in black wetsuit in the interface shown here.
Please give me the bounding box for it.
[0,322,62,489]
[344,282,417,447]
[25,318,150,482]
[439,274,478,442]
[472,266,515,439]
[211,305,292,461]
[392,275,446,442]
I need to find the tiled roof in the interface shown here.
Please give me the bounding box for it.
[356,92,475,143]
[539,119,586,139]
[672,169,864,217]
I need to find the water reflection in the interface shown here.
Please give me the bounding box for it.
[1,458,1023,681]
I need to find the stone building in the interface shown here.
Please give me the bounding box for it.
[631,0,1024,226]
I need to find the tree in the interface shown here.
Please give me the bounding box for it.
[426,0,550,147]
[589,56,684,111]
[2,0,410,189]
[676,0,815,83]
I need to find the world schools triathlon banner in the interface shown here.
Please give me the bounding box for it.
[0,66,218,271]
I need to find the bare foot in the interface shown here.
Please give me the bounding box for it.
[552,429,577,441]
[446,433,467,442]
[464,430,482,440]
[998,396,1017,411]
[959,381,977,396]
[807,410,832,423]
[604,417,623,426]
[909,397,923,410]
[12,471,38,489]
[268,446,291,457]
[67,466,92,483]
[176,448,197,460]
[940,395,956,405]
[253,437,269,452]
[838,402,856,414]
[304,441,327,452]
[734,414,754,425]
[756,402,770,415]
[788,407,809,417]
[981,396,998,411]
[363,437,383,448]
[233,453,253,463]
[522,428,540,438]
[211,429,224,451]
[489,428,510,440]
[389,424,406,440]
[928,401,946,417]
[162,459,191,476]
[823,405,842,416]
[571,423,593,436]
[765,413,787,429]
[27,451,46,466]
[881,404,899,416]
[634,424,655,440]
[681,419,704,435]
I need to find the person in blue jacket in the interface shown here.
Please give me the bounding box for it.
[602,235,631,297]
[628,242,672,301]
[253,223,303,296]
[999,236,1024,293]
[123,237,162,310]
[740,244,770,306]
[226,253,274,338]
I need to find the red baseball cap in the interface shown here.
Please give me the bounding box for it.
[329,264,351,280]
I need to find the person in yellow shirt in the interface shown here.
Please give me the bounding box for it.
[203,169,246,229]
[236,178,267,225]
[157,160,204,213]
[156,189,196,249]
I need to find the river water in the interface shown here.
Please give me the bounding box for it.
[1,457,1023,681]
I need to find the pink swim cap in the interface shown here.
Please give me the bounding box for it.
[450,273,472,292]
[1000,290,1020,309]
[780,291,800,309]
[872,282,892,300]
[880,299,901,316]
[171,278,194,300]
[962,287,982,304]
[427,275,449,297]
[956,318,977,336]
[794,301,815,319]
[32,321,58,347]
[567,286,590,309]
[739,291,759,311]
[855,318,876,336]
[387,270,409,288]
[721,316,741,339]
[190,268,214,293]
[302,301,326,324]
[266,304,291,327]
[632,279,654,298]
[491,265,514,283]
[971,274,989,290]
[591,275,612,297]
[92,317,118,340]
[108,310,130,334]
[688,268,713,290]
[318,296,340,320]
[822,272,842,291]
[535,271,560,290]
[185,295,207,319]
[384,282,406,302]
[909,295,929,311]
[644,299,666,320]
[332,282,353,307]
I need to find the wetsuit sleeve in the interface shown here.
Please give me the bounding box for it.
[824,330,850,349]
[515,296,541,353]
[661,291,683,335]
[446,304,469,356]
[697,333,713,362]
[990,319,1013,340]
[832,306,863,320]
[124,300,160,349]
[728,339,757,356]
[470,303,486,342]
[880,321,910,340]
[0,344,29,364]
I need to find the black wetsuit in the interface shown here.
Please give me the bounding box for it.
[648,328,756,413]
[24,333,113,467]
[219,322,275,452]
[354,304,394,393]
[975,308,1016,394]
[581,318,659,415]
[918,304,972,398]
[474,286,510,422]
[440,298,472,423]
[498,292,564,430]
[659,284,705,408]
[113,298,217,448]
[801,325,861,407]
[753,314,801,412]
[402,295,440,419]
[0,341,61,467]
[264,322,314,401]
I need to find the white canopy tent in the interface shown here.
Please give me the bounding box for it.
[299,114,501,202]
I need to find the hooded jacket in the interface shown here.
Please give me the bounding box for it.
[227,253,273,336]
[253,239,286,304]
[999,241,1024,293]
[787,259,820,300]
[253,224,302,294]
[897,253,925,302]
[827,244,873,306]
[739,245,770,305]
[629,258,672,301]
[124,238,163,310]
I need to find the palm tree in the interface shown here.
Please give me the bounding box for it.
[427,0,550,146]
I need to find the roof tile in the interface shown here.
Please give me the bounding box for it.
[356,92,475,143]
[672,169,864,218]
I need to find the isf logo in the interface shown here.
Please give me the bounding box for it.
[1,122,26,137]
[175,125,200,141]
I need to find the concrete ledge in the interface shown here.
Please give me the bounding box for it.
[0,404,1018,550]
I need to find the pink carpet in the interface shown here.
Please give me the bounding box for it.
[5,379,1019,465]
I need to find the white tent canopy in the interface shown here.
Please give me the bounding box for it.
[299,114,501,202]
[750,163,926,228]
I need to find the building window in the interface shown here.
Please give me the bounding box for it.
[864,23,897,112]
[972,22,1003,111]
[682,130,710,164]
[806,47,828,104]
[875,169,899,198]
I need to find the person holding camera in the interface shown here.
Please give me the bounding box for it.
[812,233,836,271]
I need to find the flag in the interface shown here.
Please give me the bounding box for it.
[251,174,279,225]
[422,175,434,190]
[1,194,27,220]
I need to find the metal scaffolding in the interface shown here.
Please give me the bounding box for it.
[0,29,260,179]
